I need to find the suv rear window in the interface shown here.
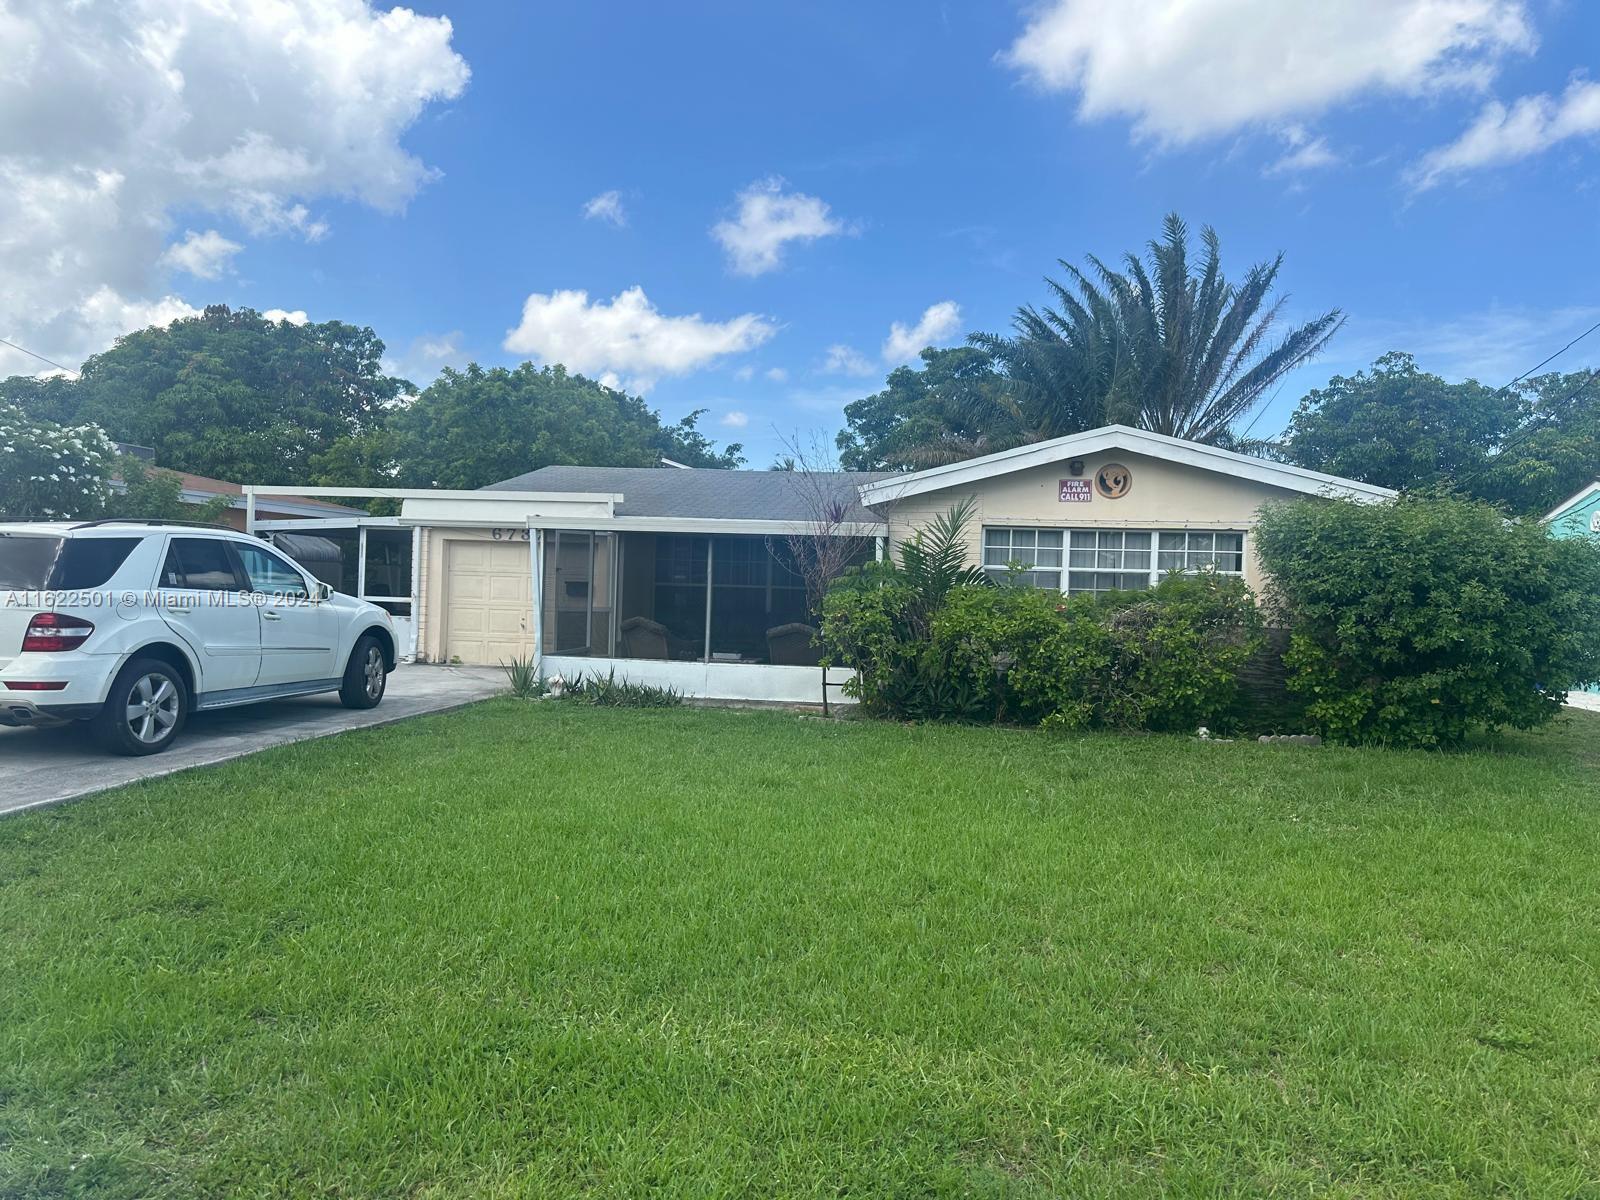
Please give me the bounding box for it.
[0,535,140,589]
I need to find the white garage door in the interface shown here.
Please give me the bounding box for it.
[444,540,534,665]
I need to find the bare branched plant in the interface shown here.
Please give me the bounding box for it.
[769,429,872,622]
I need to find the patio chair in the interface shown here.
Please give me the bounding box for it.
[766,622,821,666]
[620,616,670,660]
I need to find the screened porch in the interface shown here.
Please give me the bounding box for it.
[539,530,873,666]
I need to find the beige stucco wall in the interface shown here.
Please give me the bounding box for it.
[415,526,532,663]
[877,449,1310,593]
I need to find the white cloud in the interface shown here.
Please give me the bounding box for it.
[1413,78,1600,187]
[1264,125,1341,176]
[262,309,309,326]
[764,367,789,382]
[382,330,464,384]
[1003,0,1534,144]
[711,177,847,276]
[822,301,964,377]
[883,301,962,363]
[822,344,878,377]
[721,411,750,428]
[503,286,776,392]
[161,229,242,280]
[732,365,755,382]
[75,288,202,354]
[0,0,468,376]
[582,189,628,226]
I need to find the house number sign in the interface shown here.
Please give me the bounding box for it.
[490,528,531,541]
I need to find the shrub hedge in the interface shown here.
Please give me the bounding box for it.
[824,495,1600,748]
[1255,495,1600,747]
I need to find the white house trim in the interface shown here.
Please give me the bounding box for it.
[517,515,886,537]
[855,424,1397,507]
[1541,481,1600,524]
[243,486,624,503]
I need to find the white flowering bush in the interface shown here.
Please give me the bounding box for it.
[0,402,116,520]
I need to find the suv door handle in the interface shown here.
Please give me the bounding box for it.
[263,611,283,621]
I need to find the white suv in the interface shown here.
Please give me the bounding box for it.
[0,520,397,755]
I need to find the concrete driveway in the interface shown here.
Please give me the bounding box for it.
[0,664,505,817]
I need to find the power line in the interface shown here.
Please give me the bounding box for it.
[1495,367,1599,459]
[1491,316,1600,397]
[0,336,79,377]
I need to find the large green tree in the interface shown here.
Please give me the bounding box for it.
[7,305,409,486]
[984,214,1344,445]
[836,347,1015,470]
[838,215,1343,469]
[1284,352,1600,515]
[393,363,743,488]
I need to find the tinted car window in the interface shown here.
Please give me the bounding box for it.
[234,543,309,598]
[52,538,140,588]
[161,538,244,591]
[0,536,62,588]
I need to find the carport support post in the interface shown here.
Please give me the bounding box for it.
[244,488,257,535]
[530,527,545,680]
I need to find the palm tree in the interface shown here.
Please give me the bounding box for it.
[969,214,1343,447]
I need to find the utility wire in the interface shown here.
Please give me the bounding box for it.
[1494,367,1599,460]
[1490,317,1600,397]
[0,336,79,377]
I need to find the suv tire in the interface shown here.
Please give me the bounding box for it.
[339,635,387,710]
[95,657,189,756]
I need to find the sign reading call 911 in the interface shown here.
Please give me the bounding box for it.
[1059,479,1092,502]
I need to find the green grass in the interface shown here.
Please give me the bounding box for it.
[4,702,1600,1198]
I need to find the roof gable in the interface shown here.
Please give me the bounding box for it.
[856,425,1396,507]
[1542,481,1600,524]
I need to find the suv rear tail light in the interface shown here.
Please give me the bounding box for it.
[21,612,95,652]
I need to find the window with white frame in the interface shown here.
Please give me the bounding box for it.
[1067,530,1153,593]
[983,527,1246,594]
[1157,530,1245,576]
[981,527,1063,589]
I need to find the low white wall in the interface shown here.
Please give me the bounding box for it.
[543,655,855,705]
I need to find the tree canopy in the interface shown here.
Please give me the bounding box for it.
[1283,351,1600,516]
[835,347,1015,471]
[0,306,744,490]
[837,214,1342,470]
[13,306,408,485]
[0,403,115,520]
[392,363,743,489]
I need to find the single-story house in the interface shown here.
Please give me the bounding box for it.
[245,424,1393,699]
[1543,480,1600,705]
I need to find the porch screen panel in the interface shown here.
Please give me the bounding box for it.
[542,531,616,656]
[706,536,800,662]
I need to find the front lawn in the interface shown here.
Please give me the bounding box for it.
[3,701,1600,1197]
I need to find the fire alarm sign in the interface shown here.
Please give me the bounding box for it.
[1059,479,1092,502]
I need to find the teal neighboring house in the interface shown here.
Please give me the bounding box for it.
[1544,480,1600,701]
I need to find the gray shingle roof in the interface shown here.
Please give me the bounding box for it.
[486,465,891,524]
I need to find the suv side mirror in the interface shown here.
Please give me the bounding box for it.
[312,580,333,602]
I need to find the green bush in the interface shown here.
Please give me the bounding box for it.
[826,546,1262,731]
[934,573,1262,732]
[819,499,990,719]
[929,585,1109,726]
[1255,495,1600,747]
[1087,574,1264,732]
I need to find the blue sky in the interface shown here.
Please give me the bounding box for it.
[5,1,1599,465]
